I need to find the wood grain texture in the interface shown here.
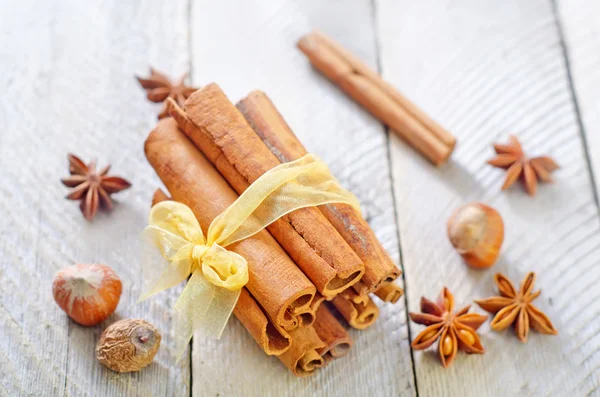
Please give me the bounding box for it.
[376,0,600,395]
[0,0,191,396]
[3,0,600,396]
[556,0,600,203]
[189,0,413,396]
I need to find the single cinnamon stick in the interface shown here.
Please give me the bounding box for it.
[331,289,379,330]
[313,305,352,363]
[145,118,316,331]
[311,30,455,149]
[297,30,455,166]
[374,282,403,304]
[277,326,326,377]
[235,288,292,355]
[167,84,365,299]
[237,91,401,295]
[151,189,291,356]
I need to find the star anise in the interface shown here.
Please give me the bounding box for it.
[136,68,196,119]
[61,154,131,221]
[475,272,557,343]
[488,135,559,196]
[409,287,487,368]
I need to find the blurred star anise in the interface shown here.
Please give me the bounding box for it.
[475,272,557,343]
[409,287,487,368]
[61,154,131,221]
[136,68,196,119]
[488,135,559,196]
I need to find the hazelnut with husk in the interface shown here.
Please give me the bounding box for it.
[96,319,161,372]
[52,264,122,326]
[447,202,504,269]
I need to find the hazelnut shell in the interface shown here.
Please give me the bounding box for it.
[52,264,122,326]
[447,202,504,269]
[96,319,161,372]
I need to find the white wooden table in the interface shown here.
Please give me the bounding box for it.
[1,0,599,396]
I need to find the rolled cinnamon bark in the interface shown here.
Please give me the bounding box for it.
[331,289,379,330]
[313,305,352,363]
[297,30,455,166]
[237,90,401,295]
[167,84,365,299]
[308,293,325,315]
[293,292,325,328]
[235,288,292,355]
[374,282,403,304]
[151,189,292,356]
[145,118,316,331]
[277,326,326,377]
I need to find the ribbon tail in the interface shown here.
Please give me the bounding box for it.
[137,257,192,303]
[137,228,193,303]
[172,270,240,360]
[203,287,241,338]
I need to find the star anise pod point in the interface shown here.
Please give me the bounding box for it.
[475,272,557,343]
[488,135,559,196]
[61,154,131,221]
[409,287,487,368]
[136,67,197,119]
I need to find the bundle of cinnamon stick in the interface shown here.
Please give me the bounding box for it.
[144,83,404,376]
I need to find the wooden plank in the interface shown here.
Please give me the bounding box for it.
[0,0,190,396]
[556,0,600,204]
[376,0,600,395]
[189,0,415,395]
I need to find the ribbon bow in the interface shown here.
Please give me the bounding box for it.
[139,154,361,358]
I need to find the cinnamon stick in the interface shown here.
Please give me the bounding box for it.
[237,91,400,295]
[331,289,379,330]
[374,282,403,304]
[287,298,321,330]
[297,30,455,166]
[235,288,292,355]
[145,118,316,332]
[167,84,365,299]
[308,293,325,315]
[151,188,170,205]
[151,189,291,356]
[277,326,326,377]
[313,305,352,363]
[293,293,325,328]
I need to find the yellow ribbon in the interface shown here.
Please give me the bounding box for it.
[139,154,360,358]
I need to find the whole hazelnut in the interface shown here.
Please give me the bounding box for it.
[96,319,161,372]
[447,202,504,269]
[52,264,122,326]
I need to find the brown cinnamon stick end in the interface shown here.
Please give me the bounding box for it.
[151,188,171,207]
[297,32,353,83]
[331,292,379,330]
[296,32,316,53]
[314,305,353,363]
[354,263,401,296]
[374,282,404,304]
[278,326,326,376]
[235,289,292,356]
[297,350,324,375]
[428,141,453,167]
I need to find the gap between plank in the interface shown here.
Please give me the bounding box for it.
[187,1,194,396]
[550,0,600,213]
[370,0,419,395]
